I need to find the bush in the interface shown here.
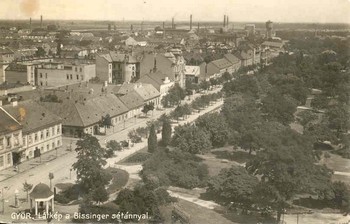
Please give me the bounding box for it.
[123,152,152,163]
[141,149,209,189]
[55,184,81,204]
[128,130,142,143]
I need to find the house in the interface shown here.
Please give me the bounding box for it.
[95,52,140,84]
[223,54,241,72]
[234,50,254,67]
[2,100,62,161]
[4,63,34,85]
[140,51,186,88]
[137,70,175,99]
[184,66,200,84]
[0,106,23,171]
[0,47,15,63]
[117,82,161,107]
[36,62,96,87]
[39,93,129,138]
[206,58,234,79]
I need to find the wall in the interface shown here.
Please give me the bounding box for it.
[96,55,112,83]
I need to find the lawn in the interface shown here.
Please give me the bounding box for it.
[105,167,129,194]
[159,199,235,224]
[117,146,150,164]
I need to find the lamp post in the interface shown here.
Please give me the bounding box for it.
[14,189,19,208]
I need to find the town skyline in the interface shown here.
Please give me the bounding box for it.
[0,0,349,24]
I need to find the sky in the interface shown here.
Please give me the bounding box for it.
[0,0,349,23]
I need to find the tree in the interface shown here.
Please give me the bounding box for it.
[148,124,158,153]
[35,47,46,57]
[161,117,172,147]
[207,166,258,213]
[142,103,155,116]
[128,130,142,143]
[223,74,259,98]
[331,181,350,212]
[49,172,54,190]
[91,186,109,204]
[171,124,212,154]
[101,114,112,129]
[199,80,210,91]
[105,140,122,158]
[195,113,230,147]
[261,89,297,125]
[325,104,350,136]
[72,134,112,193]
[23,181,33,202]
[297,110,318,128]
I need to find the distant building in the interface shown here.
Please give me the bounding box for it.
[36,62,96,87]
[96,52,140,84]
[137,70,175,99]
[140,50,186,88]
[266,21,274,39]
[184,65,200,84]
[245,24,256,36]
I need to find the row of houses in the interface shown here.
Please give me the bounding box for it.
[0,100,62,171]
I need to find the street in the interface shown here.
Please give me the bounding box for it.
[0,86,222,220]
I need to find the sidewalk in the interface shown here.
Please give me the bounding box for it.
[0,138,78,183]
[0,86,222,183]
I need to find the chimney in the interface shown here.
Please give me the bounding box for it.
[223,15,226,27]
[40,15,43,28]
[153,57,157,72]
[226,16,229,28]
[190,14,193,30]
[30,17,32,31]
[12,100,18,107]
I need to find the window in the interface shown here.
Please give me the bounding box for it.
[76,75,79,80]
[13,134,19,146]
[45,73,47,79]
[40,82,43,86]
[70,74,73,80]
[40,73,43,78]
[57,126,60,134]
[40,131,43,140]
[79,68,82,72]
[52,142,55,149]
[6,136,11,148]
[47,144,50,151]
[57,140,60,146]
[46,129,50,138]
[22,137,25,145]
[0,156,3,167]
[0,138,3,150]
[34,133,38,142]
[52,127,55,136]
[75,67,77,72]
[7,153,11,164]
[81,75,84,80]
[67,74,69,80]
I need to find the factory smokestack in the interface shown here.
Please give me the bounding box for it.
[30,17,32,31]
[223,15,226,27]
[40,15,43,28]
[226,16,229,28]
[190,14,192,30]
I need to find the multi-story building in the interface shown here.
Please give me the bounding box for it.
[140,50,186,88]
[0,106,23,171]
[2,100,62,161]
[36,62,96,87]
[96,52,140,84]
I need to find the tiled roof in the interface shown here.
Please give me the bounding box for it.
[224,54,240,64]
[3,100,62,134]
[210,58,232,70]
[119,91,144,110]
[40,94,129,128]
[137,70,174,90]
[0,107,22,135]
